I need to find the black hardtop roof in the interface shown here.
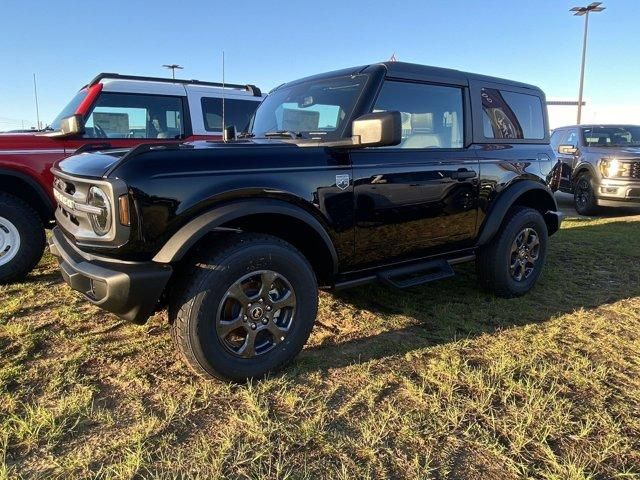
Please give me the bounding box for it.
[276,61,543,94]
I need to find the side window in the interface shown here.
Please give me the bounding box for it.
[372,81,464,149]
[563,129,578,147]
[550,130,564,150]
[481,88,544,140]
[84,93,184,139]
[201,97,261,132]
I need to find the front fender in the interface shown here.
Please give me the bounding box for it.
[571,160,599,181]
[153,198,339,271]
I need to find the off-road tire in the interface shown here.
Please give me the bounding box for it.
[476,206,548,298]
[169,233,318,381]
[573,172,599,216]
[0,193,46,284]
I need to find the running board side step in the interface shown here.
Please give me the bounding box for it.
[376,259,455,289]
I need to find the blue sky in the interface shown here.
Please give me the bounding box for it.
[1,0,638,129]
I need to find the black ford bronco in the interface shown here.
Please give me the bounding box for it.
[50,62,562,381]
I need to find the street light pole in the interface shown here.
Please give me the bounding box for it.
[571,2,605,124]
[162,64,183,79]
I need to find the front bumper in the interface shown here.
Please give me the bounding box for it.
[544,210,563,236]
[49,227,172,323]
[596,179,640,208]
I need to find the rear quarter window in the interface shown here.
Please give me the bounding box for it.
[481,88,545,140]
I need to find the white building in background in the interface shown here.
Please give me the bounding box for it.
[547,99,640,129]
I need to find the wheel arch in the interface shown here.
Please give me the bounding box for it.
[153,198,339,285]
[571,162,597,182]
[0,169,53,223]
[477,180,560,245]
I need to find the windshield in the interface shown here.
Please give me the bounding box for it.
[582,126,640,147]
[49,89,88,130]
[250,75,368,140]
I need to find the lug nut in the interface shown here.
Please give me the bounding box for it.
[266,305,272,311]
[247,303,252,308]
[259,298,264,303]
[262,318,268,325]
[250,323,257,330]
[243,315,248,321]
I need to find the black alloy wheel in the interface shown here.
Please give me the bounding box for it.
[216,270,296,359]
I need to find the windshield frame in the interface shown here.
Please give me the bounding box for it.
[581,125,640,147]
[249,73,373,142]
[49,89,89,131]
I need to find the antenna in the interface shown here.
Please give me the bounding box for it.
[221,51,226,139]
[162,64,183,79]
[33,74,41,130]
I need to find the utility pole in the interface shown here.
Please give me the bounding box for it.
[162,64,183,79]
[570,2,605,124]
[33,74,41,130]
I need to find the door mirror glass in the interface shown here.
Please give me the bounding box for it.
[558,144,577,155]
[351,111,402,148]
[223,124,237,141]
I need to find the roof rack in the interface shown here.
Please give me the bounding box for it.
[87,72,262,97]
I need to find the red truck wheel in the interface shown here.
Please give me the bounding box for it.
[0,193,45,284]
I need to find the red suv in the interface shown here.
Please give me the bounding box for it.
[0,73,263,283]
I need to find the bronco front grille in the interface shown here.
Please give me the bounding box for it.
[52,170,130,247]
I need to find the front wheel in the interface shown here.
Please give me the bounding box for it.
[574,172,599,216]
[476,206,548,298]
[169,234,318,381]
[0,193,46,284]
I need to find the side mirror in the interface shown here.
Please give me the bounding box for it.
[558,144,577,155]
[223,124,237,141]
[351,111,402,148]
[58,114,85,137]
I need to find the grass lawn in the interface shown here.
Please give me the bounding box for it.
[1,214,640,479]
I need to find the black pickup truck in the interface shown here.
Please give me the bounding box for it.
[49,62,562,381]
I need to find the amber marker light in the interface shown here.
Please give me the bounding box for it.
[118,195,131,226]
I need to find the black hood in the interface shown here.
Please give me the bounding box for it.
[55,149,129,178]
[55,139,298,179]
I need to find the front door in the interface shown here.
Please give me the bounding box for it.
[350,80,479,266]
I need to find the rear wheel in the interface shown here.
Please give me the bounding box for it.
[477,206,548,297]
[574,172,599,216]
[169,234,318,381]
[0,193,45,284]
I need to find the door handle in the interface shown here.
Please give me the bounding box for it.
[452,168,477,180]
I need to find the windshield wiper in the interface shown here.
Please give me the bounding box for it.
[264,130,305,139]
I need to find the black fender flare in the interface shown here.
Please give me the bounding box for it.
[571,161,598,181]
[0,167,54,215]
[476,180,559,245]
[153,198,339,272]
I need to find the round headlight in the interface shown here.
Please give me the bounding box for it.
[87,186,112,236]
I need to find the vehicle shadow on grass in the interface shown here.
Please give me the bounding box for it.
[298,220,640,372]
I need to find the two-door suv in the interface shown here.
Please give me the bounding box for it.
[50,62,562,381]
[0,73,262,283]
[551,124,640,215]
